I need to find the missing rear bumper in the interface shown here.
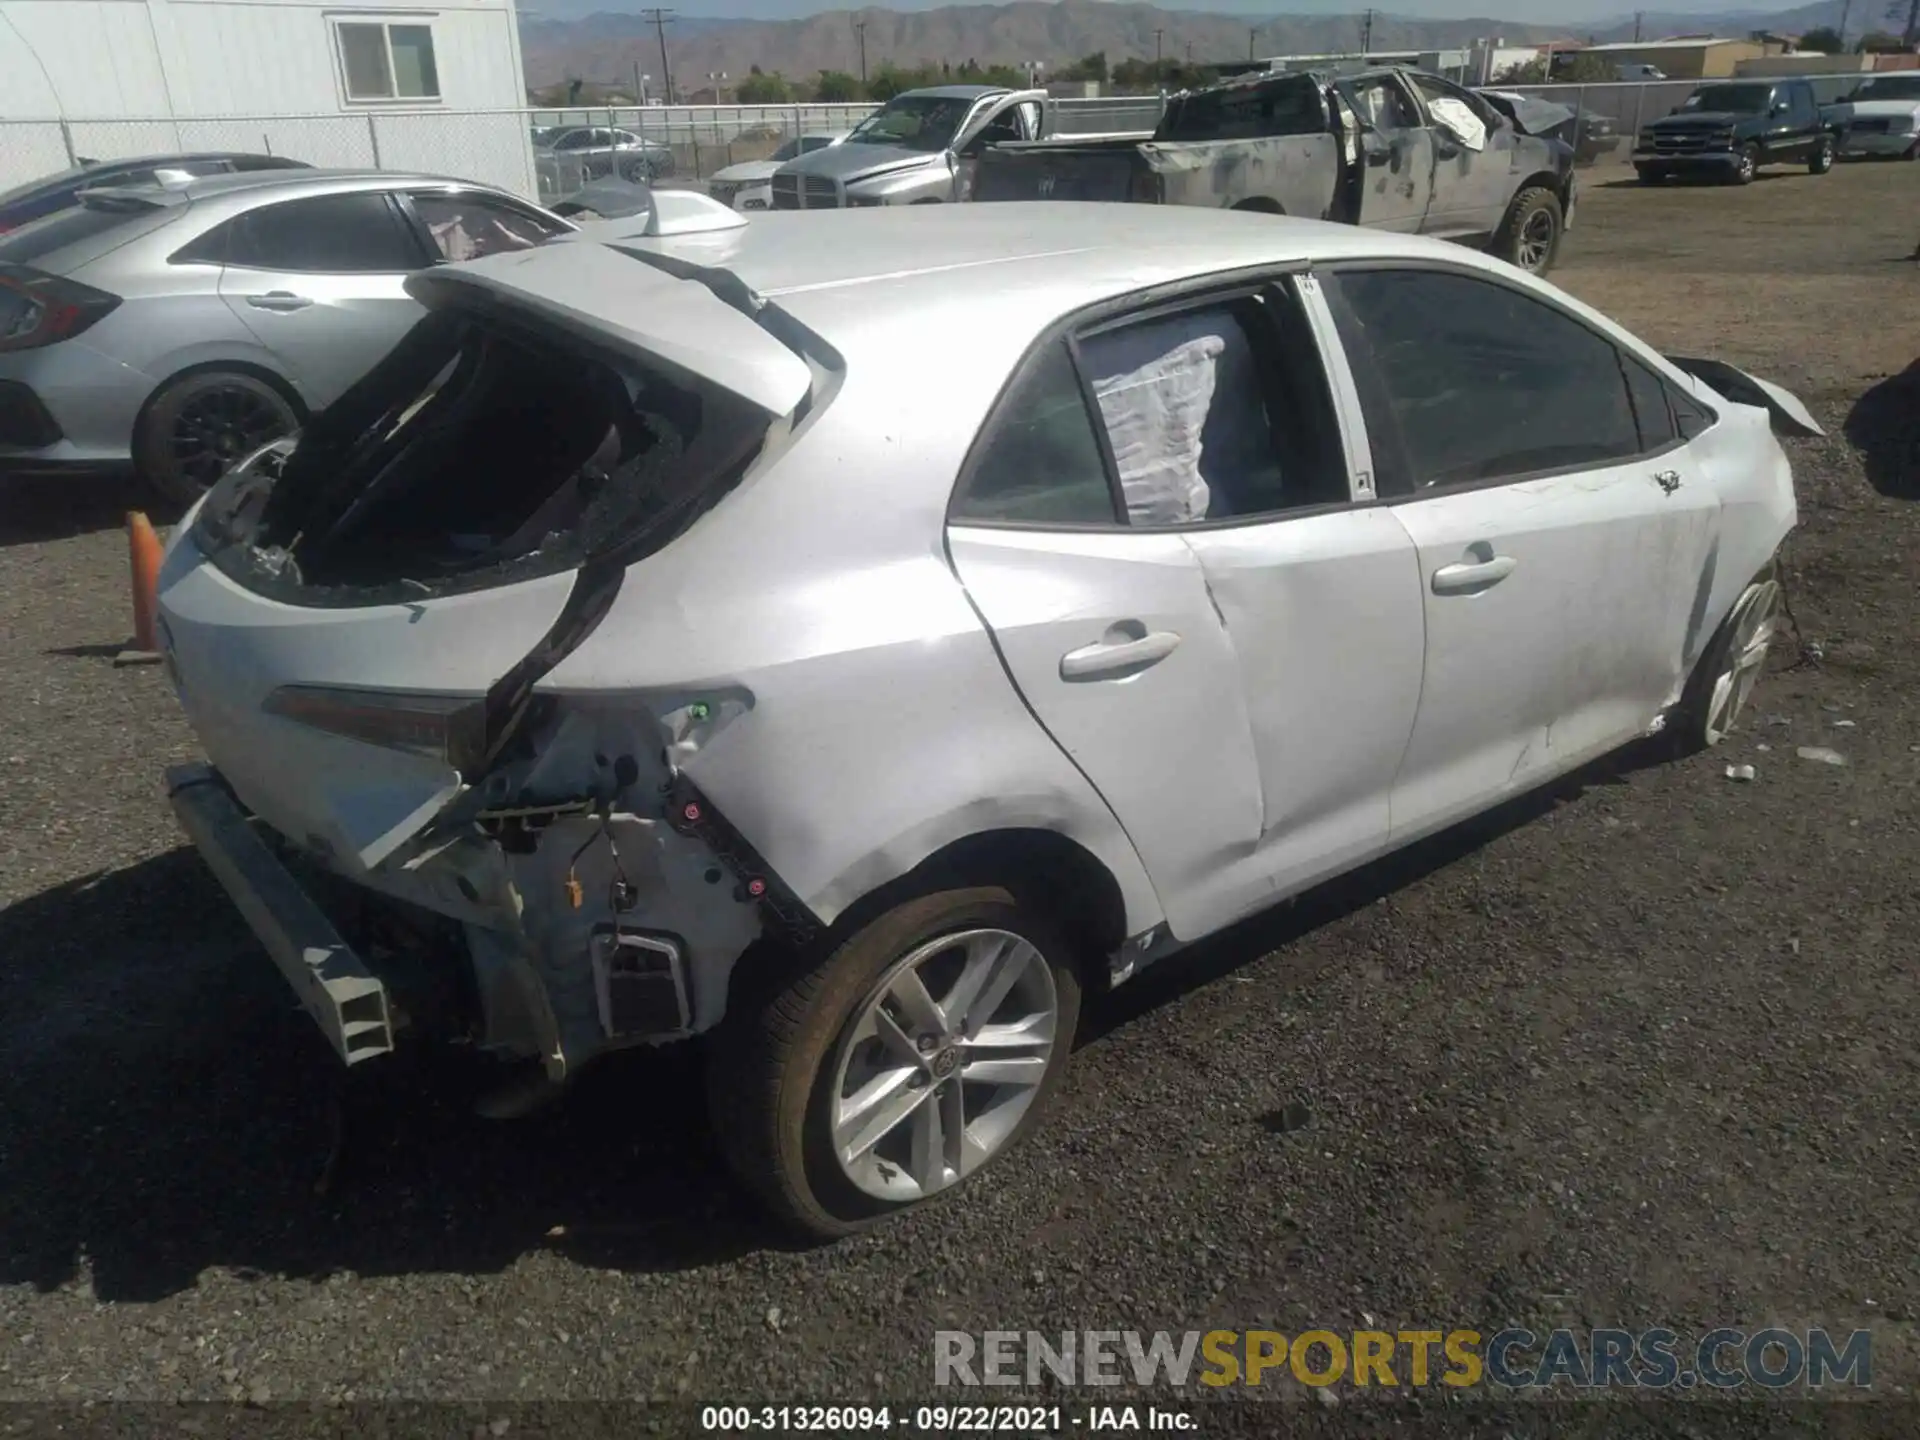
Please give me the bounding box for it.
[166,763,395,1065]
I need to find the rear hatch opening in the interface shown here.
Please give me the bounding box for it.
[163,243,834,876]
[193,306,782,608]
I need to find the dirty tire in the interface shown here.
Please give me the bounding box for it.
[133,369,300,507]
[618,154,656,183]
[1670,560,1782,755]
[1809,135,1835,174]
[1733,143,1760,185]
[706,887,1082,1240]
[1491,186,1563,276]
[1635,165,1663,185]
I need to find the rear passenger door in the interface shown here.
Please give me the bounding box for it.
[1317,264,1722,840]
[214,191,433,409]
[945,277,1426,939]
[1406,73,1519,240]
[1336,74,1436,233]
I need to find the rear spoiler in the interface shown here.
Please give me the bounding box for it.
[1665,355,1825,438]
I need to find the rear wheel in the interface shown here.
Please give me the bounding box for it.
[707,887,1081,1238]
[1808,134,1835,174]
[133,369,300,506]
[618,154,657,183]
[1634,164,1664,184]
[1733,143,1760,185]
[1671,562,1782,753]
[1491,186,1563,276]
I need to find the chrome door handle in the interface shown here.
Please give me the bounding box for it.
[1431,555,1517,596]
[1654,469,1681,494]
[247,291,313,312]
[1059,629,1181,682]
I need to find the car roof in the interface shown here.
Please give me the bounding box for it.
[77,168,515,210]
[513,201,1491,368]
[893,85,1008,100]
[0,153,297,204]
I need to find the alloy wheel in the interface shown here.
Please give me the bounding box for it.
[1516,208,1557,273]
[169,383,295,492]
[1703,579,1781,745]
[829,928,1058,1202]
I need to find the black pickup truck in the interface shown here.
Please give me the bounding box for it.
[972,67,1579,275]
[1633,77,1839,185]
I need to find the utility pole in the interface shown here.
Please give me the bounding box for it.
[1901,0,1919,46]
[853,18,867,85]
[1837,0,1852,47]
[1632,10,1644,41]
[1153,27,1164,82]
[640,7,674,105]
[1248,26,1257,60]
[1359,8,1374,52]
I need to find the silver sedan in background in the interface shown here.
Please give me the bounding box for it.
[0,170,575,501]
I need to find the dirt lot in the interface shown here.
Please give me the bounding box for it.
[2,158,1918,1424]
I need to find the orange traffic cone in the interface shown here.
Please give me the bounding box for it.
[115,510,165,667]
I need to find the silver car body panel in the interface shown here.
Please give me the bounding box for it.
[156,204,1800,1076]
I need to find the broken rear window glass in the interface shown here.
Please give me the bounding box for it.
[1158,76,1327,143]
[195,309,773,606]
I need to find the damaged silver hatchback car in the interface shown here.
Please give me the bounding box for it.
[158,203,1814,1236]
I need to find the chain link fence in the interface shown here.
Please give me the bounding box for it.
[2,97,1166,206]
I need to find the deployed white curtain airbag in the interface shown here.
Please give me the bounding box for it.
[1085,321,1226,525]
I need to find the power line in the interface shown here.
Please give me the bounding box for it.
[640,7,674,105]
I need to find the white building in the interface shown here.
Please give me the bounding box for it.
[0,0,535,196]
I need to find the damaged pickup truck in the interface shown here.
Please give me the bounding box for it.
[973,66,1578,275]
[159,203,1811,1238]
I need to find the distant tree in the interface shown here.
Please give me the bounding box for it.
[865,63,943,100]
[814,69,863,101]
[1059,51,1109,83]
[737,70,790,103]
[566,76,585,105]
[1798,25,1845,52]
[1855,28,1902,49]
[1889,0,1919,45]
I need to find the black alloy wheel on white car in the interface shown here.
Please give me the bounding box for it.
[707,887,1082,1238]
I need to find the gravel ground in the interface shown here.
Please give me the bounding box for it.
[2,158,1918,1429]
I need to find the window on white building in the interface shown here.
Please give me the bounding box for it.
[335,20,442,102]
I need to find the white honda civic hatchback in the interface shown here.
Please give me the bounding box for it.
[157,203,1812,1236]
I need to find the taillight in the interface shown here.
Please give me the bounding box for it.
[263,685,485,767]
[0,264,121,352]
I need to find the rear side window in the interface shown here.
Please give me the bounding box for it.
[1158,77,1326,142]
[412,193,567,262]
[1621,354,1677,452]
[225,193,423,272]
[1325,268,1641,490]
[0,199,166,265]
[953,342,1116,526]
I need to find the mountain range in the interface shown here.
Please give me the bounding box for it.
[517,0,1859,90]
